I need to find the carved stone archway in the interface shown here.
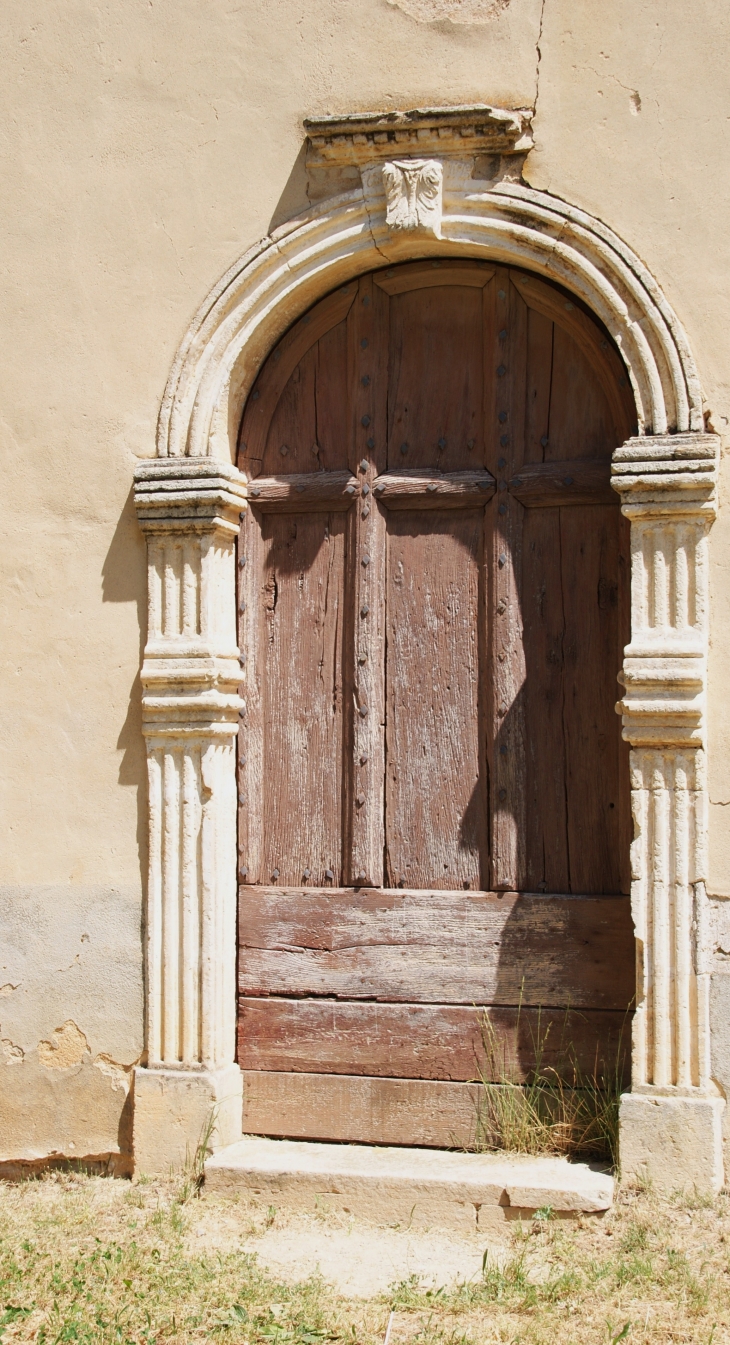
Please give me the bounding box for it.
[133,107,721,1191]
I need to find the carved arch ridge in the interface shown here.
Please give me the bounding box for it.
[157,182,704,465]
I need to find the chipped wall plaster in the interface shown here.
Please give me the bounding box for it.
[386,0,511,23]
[0,886,142,1162]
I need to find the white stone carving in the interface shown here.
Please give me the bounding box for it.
[612,433,724,1193]
[382,159,443,237]
[133,458,248,1171]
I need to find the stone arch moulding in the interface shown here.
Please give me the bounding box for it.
[133,106,722,1192]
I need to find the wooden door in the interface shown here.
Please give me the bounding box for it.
[236,260,637,1147]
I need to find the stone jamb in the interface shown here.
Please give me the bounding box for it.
[133,113,721,1186]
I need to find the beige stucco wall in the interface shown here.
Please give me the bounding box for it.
[1,0,729,1164]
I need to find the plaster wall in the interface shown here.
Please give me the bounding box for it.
[1,0,729,1166]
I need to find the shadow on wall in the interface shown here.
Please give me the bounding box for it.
[101,482,148,883]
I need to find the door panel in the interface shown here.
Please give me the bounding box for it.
[385,510,485,890]
[236,261,637,1146]
[386,283,485,471]
[258,511,346,887]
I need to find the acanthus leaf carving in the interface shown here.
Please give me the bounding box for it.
[382,158,443,238]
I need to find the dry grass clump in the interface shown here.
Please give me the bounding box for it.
[0,1168,729,1343]
[473,1008,628,1165]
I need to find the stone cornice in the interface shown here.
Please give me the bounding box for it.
[304,104,533,166]
[611,433,719,506]
[134,458,248,533]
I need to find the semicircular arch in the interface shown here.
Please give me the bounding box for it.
[157,182,703,463]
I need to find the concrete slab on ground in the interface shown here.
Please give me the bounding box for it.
[205,1137,613,1232]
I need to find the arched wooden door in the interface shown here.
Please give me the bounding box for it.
[236,260,637,1147]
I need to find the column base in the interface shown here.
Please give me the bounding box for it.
[132,1063,243,1177]
[619,1092,725,1197]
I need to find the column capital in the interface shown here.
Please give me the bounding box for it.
[611,433,719,514]
[134,457,248,536]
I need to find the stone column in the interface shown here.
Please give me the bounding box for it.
[132,458,247,1174]
[612,433,724,1195]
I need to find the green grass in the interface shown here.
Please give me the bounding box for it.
[1,1171,729,1344]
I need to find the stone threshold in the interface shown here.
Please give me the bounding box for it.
[204,1137,613,1232]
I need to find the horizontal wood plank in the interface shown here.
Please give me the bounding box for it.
[238,888,634,1009]
[238,998,631,1084]
[242,1070,482,1147]
[247,471,358,510]
[373,470,496,508]
[508,459,617,508]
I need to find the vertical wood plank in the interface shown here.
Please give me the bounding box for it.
[521,505,570,891]
[385,510,485,889]
[260,511,346,886]
[344,274,388,886]
[560,504,625,893]
[524,307,554,465]
[485,272,527,890]
[387,284,484,471]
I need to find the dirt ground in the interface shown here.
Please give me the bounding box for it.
[0,1168,729,1343]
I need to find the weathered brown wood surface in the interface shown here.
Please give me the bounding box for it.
[242,1071,483,1147]
[238,999,630,1083]
[236,262,637,1144]
[247,472,357,510]
[373,469,496,508]
[385,511,485,889]
[255,513,347,887]
[238,888,634,1009]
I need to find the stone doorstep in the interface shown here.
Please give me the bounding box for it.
[204,1138,613,1233]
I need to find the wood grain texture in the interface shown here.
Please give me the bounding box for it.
[509,459,615,508]
[559,505,629,894]
[238,888,635,1010]
[387,283,484,471]
[239,286,355,471]
[385,510,485,889]
[247,472,357,510]
[375,259,494,295]
[343,273,388,886]
[258,512,346,886]
[373,469,496,508]
[236,259,636,1140]
[486,275,527,890]
[238,998,631,1084]
[242,1070,482,1147]
[509,269,635,443]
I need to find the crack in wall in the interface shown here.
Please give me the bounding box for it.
[533,0,547,121]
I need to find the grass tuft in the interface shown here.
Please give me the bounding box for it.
[472,1004,628,1165]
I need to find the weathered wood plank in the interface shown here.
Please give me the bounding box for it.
[237,998,631,1084]
[242,1071,482,1147]
[374,259,494,295]
[373,469,496,508]
[385,510,486,889]
[509,459,616,508]
[509,269,634,442]
[247,471,357,510]
[521,504,570,892]
[240,286,355,470]
[343,272,388,887]
[257,513,346,886]
[387,281,484,471]
[238,888,635,1009]
[486,274,527,890]
[559,505,628,894]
